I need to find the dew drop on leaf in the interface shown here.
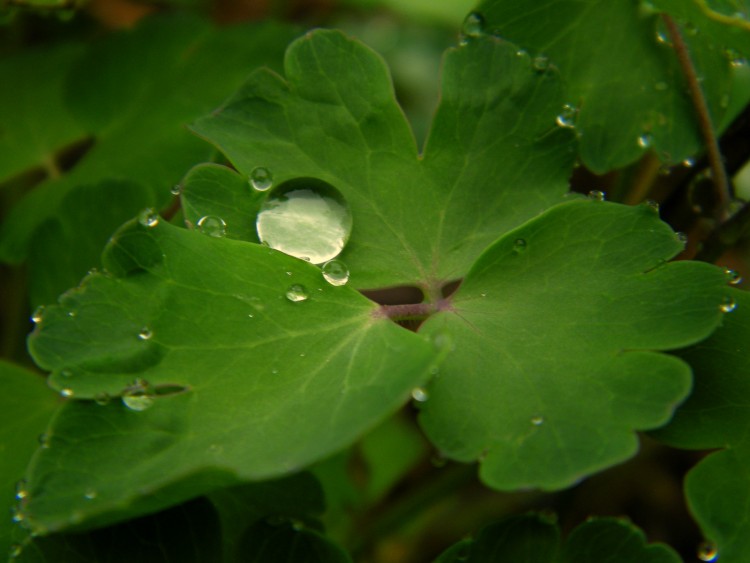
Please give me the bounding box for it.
[15,480,27,501]
[675,231,688,245]
[38,433,50,449]
[532,55,549,71]
[31,305,45,324]
[531,415,545,426]
[321,259,350,286]
[513,238,528,253]
[720,296,737,313]
[250,166,273,192]
[461,12,485,40]
[138,327,153,341]
[60,388,74,398]
[138,208,159,228]
[122,379,155,411]
[697,540,718,561]
[724,268,742,285]
[256,177,352,264]
[411,387,429,402]
[11,506,24,523]
[170,184,182,196]
[197,215,227,238]
[555,104,578,128]
[587,190,606,201]
[682,157,695,167]
[94,392,111,406]
[285,284,309,302]
[637,133,652,148]
[83,489,98,500]
[644,199,659,212]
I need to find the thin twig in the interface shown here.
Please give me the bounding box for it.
[662,14,731,221]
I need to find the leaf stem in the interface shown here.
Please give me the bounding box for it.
[662,13,731,221]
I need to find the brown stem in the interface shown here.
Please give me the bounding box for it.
[662,14,731,221]
[375,299,452,321]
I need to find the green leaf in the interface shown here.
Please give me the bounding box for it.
[236,520,352,563]
[0,15,299,300]
[418,198,729,491]
[0,43,86,184]
[0,361,59,559]
[475,0,733,172]
[191,30,575,289]
[24,218,437,533]
[651,288,750,562]
[433,514,680,562]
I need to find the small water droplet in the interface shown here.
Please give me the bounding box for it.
[38,433,50,449]
[285,271,293,276]
[321,260,350,286]
[67,310,76,317]
[638,133,653,148]
[256,178,353,264]
[682,157,695,167]
[588,190,606,201]
[655,29,671,46]
[250,167,273,192]
[516,48,528,58]
[532,55,549,71]
[15,480,28,501]
[555,104,578,128]
[197,215,227,238]
[285,284,309,302]
[60,388,74,398]
[138,208,159,228]
[94,392,111,406]
[11,506,25,523]
[83,489,98,500]
[720,296,737,313]
[138,327,152,341]
[675,231,688,245]
[411,387,429,402]
[731,57,748,68]
[654,81,668,91]
[531,415,545,426]
[122,379,155,411]
[513,238,527,253]
[461,12,484,40]
[724,268,742,285]
[9,543,22,558]
[697,541,718,561]
[31,306,45,324]
[644,199,660,212]
[271,368,279,375]
[170,184,182,196]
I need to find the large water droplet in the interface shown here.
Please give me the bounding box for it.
[411,387,429,402]
[588,190,606,201]
[285,284,309,303]
[256,178,352,264]
[697,541,718,561]
[724,268,742,285]
[138,208,159,228]
[720,296,737,313]
[555,104,578,128]
[250,167,273,192]
[461,12,484,40]
[321,260,350,286]
[197,215,227,238]
[122,379,155,411]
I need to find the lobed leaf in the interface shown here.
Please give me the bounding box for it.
[418,198,730,490]
[23,218,437,533]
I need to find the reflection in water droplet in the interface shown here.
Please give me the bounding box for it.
[638,134,652,148]
[531,415,545,426]
[170,185,182,196]
[720,296,737,313]
[321,260,350,286]
[94,392,111,406]
[31,306,45,324]
[461,12,484,40]
[285,284,309,302]
[513,238,527,253]
[411,388,429,402]
[588,190,606,201]
[122,379,155,411]
[138,209,159,228]
[197,215,227,238]
[697,541,718,561]
[250,167,273,192]
[138,327,152,341]
[15,480,28,501]
[257,178,352,264]
[532,55,549,71]
[555,104,578,128]
[84,489,98,500]
[683,157,695,167]
[675,232,688,245]
[724,268,742,285]
[60,388,74,398]
[11,506,24,523]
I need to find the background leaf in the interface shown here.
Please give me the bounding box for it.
[475,0,733,172]
[23,218,437,533]
[192,30,575,290]
[418,199,730,490]
[651,288,750,562]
